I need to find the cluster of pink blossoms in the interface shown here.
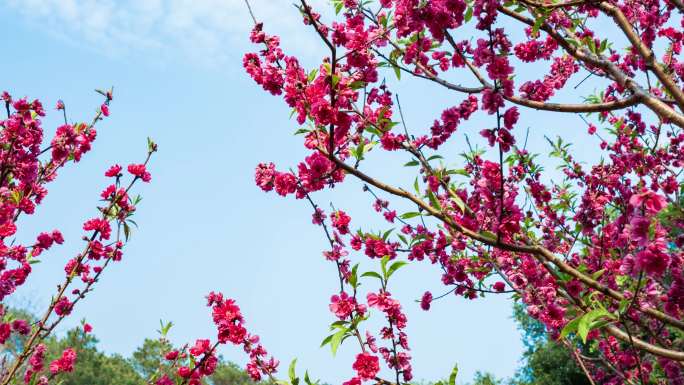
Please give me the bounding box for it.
[0,90,155,385]
[153,293,278,385]
[243,0,684,382]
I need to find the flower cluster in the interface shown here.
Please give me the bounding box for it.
[0,90,155,385]
[245,0,684,383]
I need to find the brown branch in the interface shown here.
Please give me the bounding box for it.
[518,0,591,9]
[571,348,598,385]
[506,94,641,112]
[322,152,684,334]
[598,2,684,112]
[442,30,642,113]
[498,6,684,128]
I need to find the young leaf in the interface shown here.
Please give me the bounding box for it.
[427,189,442,210]
[559,315,582,340]
[400,212,422,219]
[387,261,409,279]
[349,263,360,288]
[361,271,383,281]
[330,328,347,356]
[448,364,459,385]
[577,309,611,343]
[320,334,332,347]
[380,255,390,278]
[289,358,297,383]
[464,6,473,22]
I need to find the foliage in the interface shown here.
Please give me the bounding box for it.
[511,304,590,385]
[1,308,262,385]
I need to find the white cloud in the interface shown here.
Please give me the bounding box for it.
[5,0,331,67]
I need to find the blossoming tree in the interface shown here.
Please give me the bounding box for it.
[0,90,156,385]
[6,0,684,383]
[239,0,684,383]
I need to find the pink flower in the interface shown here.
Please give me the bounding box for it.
[52,230,64,244]
[493,281,506,293]
[105,164,122,177]
[420,291,432,311]
[83,218,112,240]
[83,323,92,333]
[100,104,109,117]
[352,353,380,380]
[165,350,179,360]
[12,319,30,335]
[329,292,357,319]
[274,172,297,196]
[0,323,10,344]
[383,210,397,223]
[177,366,191,378]
[55,100,65,110]
[127,164,151,182]
[636,245,669,277]
[331,210,352,234]
[312,208,325,225]
[36,232,54,249]
[629,216,652,247]
[343,378,362,385]
[156,375,173,385]
[503,107,519,130]
[54,296,73,316]
[189,339,211,356]
[629,190,667,214]
[49,348,77,374]
[255,162,276,192]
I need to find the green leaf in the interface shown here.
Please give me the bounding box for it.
[304,371,316,385]
[361,271,383,281]
[308,69,318,82]
[464,6,473,22]
[289,358,297,382]
[591,269,606,280]
[404,160,419,167]
[427,189,442,210]
[480,231,497,242]
[532,11,549,35]
[451,194,466,213]
[330,328,347,356]
[387,260,408,279]
[400,212,422,219]
[380,255,390,278]
[559,316,582,340]
[320,334,333,347]
[447,168,469,176]
[349,263,360,288]
[147,137,157,152]
[448,364,459,385]
[577,309,612,343]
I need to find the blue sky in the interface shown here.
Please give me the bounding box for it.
[0,1,607,383]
